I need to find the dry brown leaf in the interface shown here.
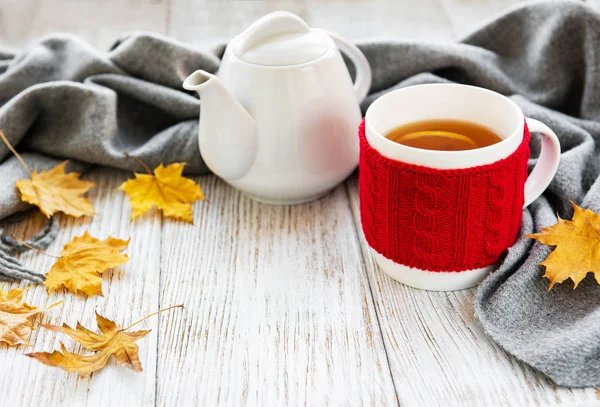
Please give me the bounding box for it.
[27,306,182,376]
[118,161,204,223]
[28,312,149,375]
[44,232,129,296]
[0,287,58,346]
[527,202,600,289]
[29,342,112,376]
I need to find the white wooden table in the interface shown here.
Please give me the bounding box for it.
[1,1,599,405]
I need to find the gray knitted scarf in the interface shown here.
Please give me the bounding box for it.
[0,0,598,388]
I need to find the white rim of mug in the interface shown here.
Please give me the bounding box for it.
[364,83,524,157]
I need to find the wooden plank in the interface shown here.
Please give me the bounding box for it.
[167,0,309,50]
[305,0,454,42]
[345,175,599,406]
[0,0,169,49]
[439,0,531,39]
[0,0,39,49]
[587,0,600,11]
[0,169,162,406]
[156,176,397,406]
[168,0,454,51]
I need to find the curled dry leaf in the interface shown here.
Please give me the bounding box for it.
[44,232,130,296]
[118,161,204,223]
[527,202,600,289]
[28,312,149,375]
[0,287,59,347]
[30,342,113,376]
[27,306,183,376]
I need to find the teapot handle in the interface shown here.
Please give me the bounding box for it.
[324,31,372,103]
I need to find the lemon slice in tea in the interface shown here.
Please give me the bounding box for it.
[395,131,478,151]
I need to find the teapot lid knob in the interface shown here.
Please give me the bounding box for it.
[231,11,331,66]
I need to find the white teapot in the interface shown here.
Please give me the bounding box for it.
[183,11,372,204]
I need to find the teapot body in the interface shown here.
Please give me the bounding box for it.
[190,12,372,204]
[210,42,362,204]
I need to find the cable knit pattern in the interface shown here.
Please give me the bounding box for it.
[359,119,530,272]
[413,173,437,266]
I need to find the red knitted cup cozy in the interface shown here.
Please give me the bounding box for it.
[359,119,530,272]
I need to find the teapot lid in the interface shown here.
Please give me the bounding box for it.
[231,12,332,66]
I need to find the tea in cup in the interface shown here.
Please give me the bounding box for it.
[384,119,503,150]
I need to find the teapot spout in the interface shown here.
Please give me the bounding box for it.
[183,70,257,181]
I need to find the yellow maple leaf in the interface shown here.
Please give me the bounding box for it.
[0,287,59,346]
[118,162,204,223]
[16,161,96,218]
[1,130,96,218]
[44,232,129,296]
[27,306,182,376]
[527,202,600,289]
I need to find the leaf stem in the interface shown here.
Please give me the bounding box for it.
[123,304,183,331]
[44,300,64,312]
[10,234,60,259]
[123,152,153,175]
[0,130,32,177]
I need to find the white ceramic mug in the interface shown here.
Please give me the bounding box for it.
[361,84,561,291]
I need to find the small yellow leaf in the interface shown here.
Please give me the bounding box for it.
[16,161,96,218]
[27,307,182,376]
[118,162,204,223]
[44,232,129,296]
[0,287,42,346]
[527,202,600,289]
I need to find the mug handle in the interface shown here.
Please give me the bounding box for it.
[323,31,372,103]
[523,118,561,207]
